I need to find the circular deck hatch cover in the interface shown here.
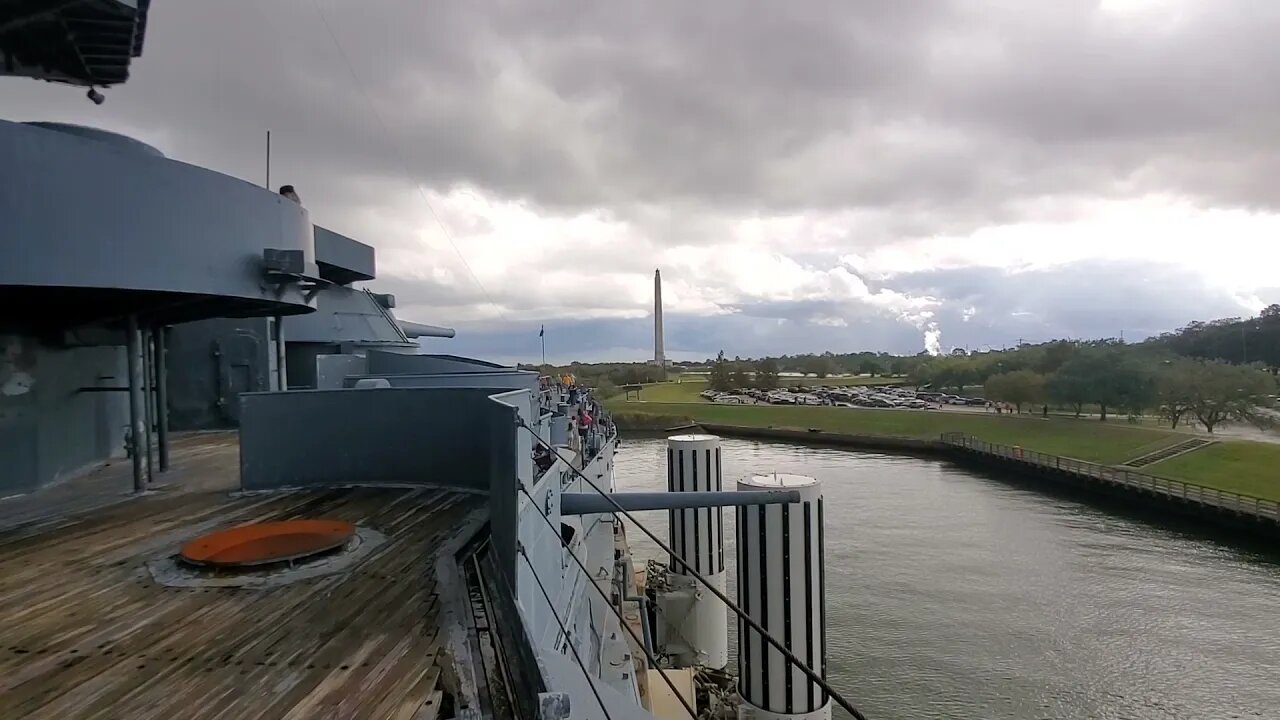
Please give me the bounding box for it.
[179,520,356,567]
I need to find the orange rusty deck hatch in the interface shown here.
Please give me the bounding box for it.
[179,520,357,567]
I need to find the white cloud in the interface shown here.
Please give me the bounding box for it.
[852,196,1280,290]
[343,183,1273,356]
[6,0,1278,359]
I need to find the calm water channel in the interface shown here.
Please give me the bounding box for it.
[614,436,1280,720]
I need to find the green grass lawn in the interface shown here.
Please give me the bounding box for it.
[623,381,707,402]
[611,384,1280,502]
[1149,442,1280,501]
[610,399,1180,465]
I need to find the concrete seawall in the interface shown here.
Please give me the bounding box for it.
[611,411,694,431]
[696,423,945,455]
[942,436,1280,540]
[664,423,1280,540]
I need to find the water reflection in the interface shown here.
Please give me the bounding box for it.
[614,437,1280,720]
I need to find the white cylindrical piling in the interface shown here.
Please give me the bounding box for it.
[667,434,725,577]
[656,433,728,669]
[736,473,829,719]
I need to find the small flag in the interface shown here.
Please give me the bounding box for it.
[539,325,545,338]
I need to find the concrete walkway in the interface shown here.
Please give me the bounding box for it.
[1123,438,1215,467]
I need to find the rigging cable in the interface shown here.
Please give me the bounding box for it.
[519,420,872,720]
[310,0,505,320]
[517,543,614,720]
[518,485,698,720]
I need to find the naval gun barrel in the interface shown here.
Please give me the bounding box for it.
[398,320,456,338]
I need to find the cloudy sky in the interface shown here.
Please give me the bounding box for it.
[8,0,1279,363]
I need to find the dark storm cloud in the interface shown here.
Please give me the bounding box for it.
[371,264,650,322]
[890,261,1263,350]
[6,1,1273,361]
[8,0,1278,230]
[442,310,928,365]
[438,260,1271,364]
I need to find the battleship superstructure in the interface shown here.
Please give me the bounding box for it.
[0,4,850,719]
[0,110,649,718]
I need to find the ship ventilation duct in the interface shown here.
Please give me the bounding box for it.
[736,473,830,720]
[550,402,571,446]
[656,434,729,670]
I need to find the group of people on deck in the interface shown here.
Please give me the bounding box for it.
[532,379,616,475]
[571,390,614,459]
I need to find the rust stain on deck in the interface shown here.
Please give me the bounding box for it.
[179,519,356,567]
[0,433,484,720]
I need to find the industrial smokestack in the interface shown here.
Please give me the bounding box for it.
[654,269,666,366]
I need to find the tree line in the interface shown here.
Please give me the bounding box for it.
[679,351,922,379]
[708,351,782,391]
[684,305,1280,382]
[1146,303,1280,372]
[522,361,669,399]
[921,341,1276,431]
[537,306,1280,432]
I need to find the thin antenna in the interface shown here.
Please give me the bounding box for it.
[265,130,272,189]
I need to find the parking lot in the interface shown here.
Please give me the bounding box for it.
[700,385,988,411]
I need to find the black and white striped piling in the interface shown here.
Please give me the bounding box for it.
[656,434,729,669]
[736,473,829,719]
[666,434,725,577]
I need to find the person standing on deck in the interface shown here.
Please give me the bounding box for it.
[578,407,593,455]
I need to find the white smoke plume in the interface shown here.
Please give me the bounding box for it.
[923,323,943,356]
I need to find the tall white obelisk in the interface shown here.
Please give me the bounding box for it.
[654,269,666,367]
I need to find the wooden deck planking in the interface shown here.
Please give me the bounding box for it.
[0,480,482,720]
